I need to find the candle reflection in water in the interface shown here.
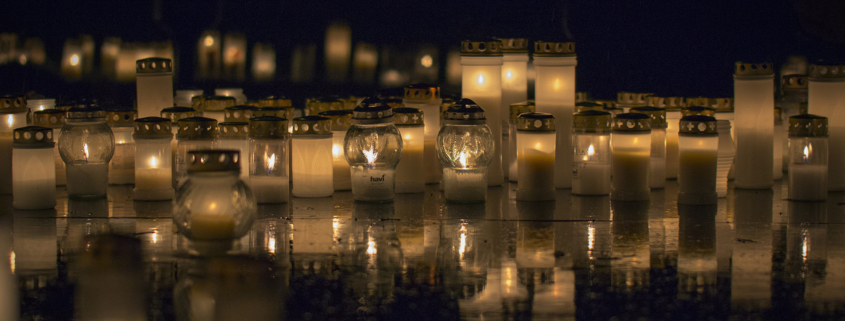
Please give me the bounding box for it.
[732,189,774,309]
[785,201,833,313]
[677,204,718,301]
[439,203,494,318]
[75,235,146,321]
[610,200,650,292]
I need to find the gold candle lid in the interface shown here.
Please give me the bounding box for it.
[383,97,405,109]
[351,97,395,124]
[809,65,845,80]
[461,39,503,56]
[318,110,354,131]
[646,96,685,111]
[136,57,172,74]
[782,75,808,89]
[443,99,486,124]
[594,100,617,109]
[13,126,54,148]
[187,150,241,173]
[405,83,441,100]
[707,98,734,113]
[0,94,27,114]
[248,116,288,139]
[789,114,828,137]
[258,96,292,108]
[533,41,576,57]
[105,109,137,127]
[202,96,237,112]
[292,116,332,136]
[32,109,67,128]
[393,107,424,126]
[629,106,668,128]
[681,106,716,117]
[517,112,555,132]
[497,38,529,53]
[191,95,205,110]
[573,110,612,132]
[509,101,535,121]
[224,105,259,122]
[685,97,707,107]
[576,92,590,102]
[575,101,604,113]
[254,106,293,119]
[218,122,249,138]
[612,113,651,132]
[617,92,653,107]
[133,117,173,139]
[679,115,718,136]
[307,98,344,116]
[176,116,217,140]
[734,62,773,77]
[67,104,106,120]
[160,107,197,124]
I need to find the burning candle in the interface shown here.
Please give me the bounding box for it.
[498,38,530,150]
[807,64,845,191]
[787,114,828,201]
[572,110,612,195]
[437,99,495,202]
[533,40,576,189]
[135,58,174,118]
[393,108,425,193]
[508,102,535,181]
[734,62,775,189]
[318,110,353,191]
[610,113,652,201]
[780,75,808,173]
[12,126,56,209]
[461,39,504,186]
[59,104,115,199]
[32,109,67,186]
[291,116,334,198]
[105,109,137,185]
[0,94,28,195]
[133,117,174,200]
[175,117,217,186]
[344,98,403,202]
[630,106,668,189]
[402,84,443,184]
[677,115,719,205]
[248,116,289,203]
[516,112,556,201]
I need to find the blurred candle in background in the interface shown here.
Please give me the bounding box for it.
[252,42,276,82]
[533,41,576,189]
[734,62,774,189]
[461,39,504,186]
[135,57,173,118]
[808,64,845,191]
[174,89,203,108]
[197,30,221,80]
[0,94,30,194]
[201,96,236,124]
[223,33,247,81]
[403,84,442,184]
[325,21,351,82]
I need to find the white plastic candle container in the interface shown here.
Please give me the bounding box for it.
[631,106,668,189]
[0,94,28,195]
[132,117,174,200]
[201,96,236,124]
[787,114,828,201]
[610,113,652,201]
[394,108,425,194]
[32,109,67,186]
[734,62,775,189]
[12,126,56,209]
[59,105,115,199]
[647,96,685,179]
[533,41,576,189]
[516,113,556,201]
[174,89,204,107]
[437,99,495,203]
[175,117,217,186]
[27,98,55,113]
[344,98,403,202]
[773,107,784,180]
[572,110,612,195]
[403,84,443,184]
[291,116,333,198]
[677,116,719,205]
[499,38,529,130]
[216,122,250,183]
[508,102,535,181]
[135,58,174,118]
[460,39,504,186]
[807,65,845,191]
[318,110,353,191]
[105,110,137,185]
[161,107,197,187]
[248,116,289,204]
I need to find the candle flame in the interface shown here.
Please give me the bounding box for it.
[204,35,214,47]
[459,152,467,168]
[477,74,484,85]
[332,144,342,157]
[150,156,157,168]
[459,223,467,259]
[83,144,89,161]
[588,144,595,161]
[506,70,513,79]
[804,145,809,163]
[267,153,276,170]
[363,146,378,166]
[6,115,12,127]
[70,54,79,66]
[554,78,561,90]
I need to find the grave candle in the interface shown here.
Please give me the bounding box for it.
[461,39,504,186]
[248,116,289,203]
[508,102,535,181]
[807,64,845,191]
[32,109,67,186]
[105,109,137,185]
[344,98,402,202]
[393,107,425,194]
[677,115,719,205]
[0,94,28,194]
[533,40,576,189]
[12,126,56,209]
[318,110,353,191]
[438,99,494,202]
[516,112,556,201]
[59,104,115,199]
[734,62,775,189]
[133,117,174,200]
[135,58,174,118]
[200,96,236,124]
[572,110,612,195]
[787,114,828,201]
[291,116,334,198]
[403,84,443,184]
[611,113,652,201]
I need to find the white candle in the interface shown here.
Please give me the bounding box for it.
[443,168,487,202]
[573,162,611,195]
[66,164,109,197]
[13,146,56,210]
[291,136,333,198]
[734,62,774,189]
[461,40,504,187]
[808,65,845,191]
[517,148,555,201]
[678,143,719,205]
[135,167,171,190]
[350,167,395,201]
[395,143,424,193]
[250,176,289,204]
[136,58,174,118]
[789,165,826,201]
[533,41,576,189]
[612,147,650,200]
[331,132,351,190]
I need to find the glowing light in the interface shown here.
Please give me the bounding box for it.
[332,144,342,157]
[554,78,560,90]
[19,55,26,65]
[150,156,158,168]
[70,54,79,66]
[459,152,467,168]
[38,105,45,111]
[477,74,485,85]
[209,202,217,211]
[803,145,810,163]
[151,230,158,243]
[268,233,276,254]
[367,239,377,255]
[204,35,214,47]
[363,146,378,167]
[586,145,595,161]
[802,230,809,263]
[458,223,467,259]
[588,226,595,253]
[506,70,513,79]
[6,115,12,127]
[404,134,411,140]
[421,55,433,68]
[267,153,276,173]
[10,251,14,273]
[83,144,89,161]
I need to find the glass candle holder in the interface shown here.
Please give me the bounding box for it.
[175,117,217,186]
[256,96,294,131]
[59,105,115,199]
[248,116,289,204]
[12,126,56,209]
[610,113,652,201]
[105,109,137,185]
[28,98,56,112]
[174,149,256,241]
[461,39,504,186]
[808,65,845,191]
[307,98,344,116]
[516,112,556,201]
[32,109,67,186]
[174,89,204,107]
[135,58,174,118]
[403,84,443,184]
[291,116,333,198]
[224,105,258,123]
[132,117,174,201]
[201,96,236,124]
[734,62,775,189]
[437,99,495,203]
[215,88,247,104]
[572,110,612,195]
[788,114,828,201]
[216,122,250,183]
[508,102,535,181]
[344,97,403,202]
[393,107,425,194]
[773,107,784,180]
[318,110,353,191]
[647,96,685,179]
[533,41,576,189]
[0,94,28,195]
[630,106,668,189]
[498,38,530,129]
[677,115,719,205]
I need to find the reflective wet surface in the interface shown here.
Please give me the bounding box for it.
[2,181,845,320]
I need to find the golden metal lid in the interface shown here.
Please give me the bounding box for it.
[594,100,617,109]
[32,109,67,128]
[517,112,555,131]
[202,96,237,111]
[66,104,106,120]
[218,122,249,138]
[176,116,217,140]
[576,92,590,103]
[706,98,734,112]
[133,117,173,139]
[351,97,395,124]
[646,96,685,111]
[440,97,455,114]
[254,106,293,119]
[629,106,668,128]
[782,74,808,89]
[533,41,575,57]
[383,97,404,109]
[292,116,332,136]
[774,107,782,122]
[187,150,241,173]
[461,39,503,56]
[258,96,292,108]
[404,83,441,100]
[679,115,718,136]
[685,97,707,107]
[307,98,344,116]
[224,105,258,122]
[248,116,288,139]
[0,94,27,114]
[105,109,137,127]
[191,95,205,110]
[789,114,828,137]
[509,101,535,120]
[681,106,716,117]
[318,110,354,131]
[576,101,605,113]
[808,65,845,80]
[574,110,612,132]
[497,38,529,53]
[12,126,53,148]
[612,113,651,132]
[393,107,424,126]
[734,62,773,77]
[617,92,653,107]
[136,57,172,74]
[443,98,486,124]
[160,107,197,124]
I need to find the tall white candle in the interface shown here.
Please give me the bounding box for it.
[395,124,424,193]
[734,62,774,189]
[133,117,174,200]
[0,95,28,195]
[807,64,845,191]
[12,126,56,209]
[508,102,535,181]
[572,111,612,195]
[499,38,529,128]
[135,58,174,118]
[533,41,576,189]
[677,116,719,205]
[461,39,504,187]
[611,113,652,201]
[291,116,333,198]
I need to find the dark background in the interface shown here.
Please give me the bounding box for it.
[1,0,843,104]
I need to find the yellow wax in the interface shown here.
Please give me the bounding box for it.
[517,149,555,200]
[190,214,236,240]
[678,149,717,194]
[612,148,650,200]
[396,144,424,192]
[135,168,171,190]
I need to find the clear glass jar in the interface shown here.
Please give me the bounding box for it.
[516,112,555,201]
[508,102,534,181]
[437,99,495,203]
[0,94,29,195]
[631,106,667,189]
[59,104,115,199]
[105,109,137,185]
[174,149,256,241]
[215,122,250,182]
[403,84,444,184]
[610,113,651,201]
[133,117,174,201]
[572,110,612,195]
[788,114,828,201]
[319,110,353,191]
[677,116,719,205]
[12,126,56,209]
[32,108,67,186]
[393,107,425,194]
[291,116,334,198]
[344,98,403,202]
[248,116,289,204]
[175,117,217,186]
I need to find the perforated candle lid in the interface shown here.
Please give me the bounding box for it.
[160,107,197,124]
[533,41,576,57]
[224,105,258,122]
[497,38,529,53]
[707,98,734,113]
[809,65,845,80]
[258,96,292,107]
[33,109,67,128]
[574,110,612,132]
[517,112,555,131]
[177,116,218,140]
[218,122,249,138]
[461,39,503,56]
[105,109,137,127]
[685,97,707,107]
[249,116,288,139]
[404,83,441,100]
[509,102,535,121]
[13,126,54,148]
[734,62,773,77]
[679,115,718,136]
[351,97,394,124]
[133,117,172,139]
[575,101,604,113]
[646,96,685,111]
[594,100,617,109]
[443,98,486,124]
[254,106,293,119]
[187,149,241,173]
[136,57,172,74]
[292,116,332,136]
[202,96,237,111]
[612,113,652,132]
[0,94,27,114]
[681,106,716,117]
[617,92,653,107]
[789,114,828,138]
[383,98,405,109]
[318,110,354,131]
[67,104,106,120]
[393,107,424,126]
[308,98,344,116]
[782,75,809,89]
[630,106,668,128]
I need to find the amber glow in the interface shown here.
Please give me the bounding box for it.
[267,153,276,173]
[70,54,79,66]
[363,146,378,166]
[150,156,158,168]
[803,145,810,163]
[506,69,513,79]
[6,115,12,127]
[459,152,467,168]
[477,73,484,85]
[421,55,433,68]
[83,144,89,161]
[204,35,214,47]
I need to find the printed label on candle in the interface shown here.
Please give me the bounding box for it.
[351,168,394,201]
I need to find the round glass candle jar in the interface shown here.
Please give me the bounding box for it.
[32,108,68,186]
[437,99,495,203]
[508,101,535,181]
[12,126,56,209]
[677,115,719,205]
[174,89,204,107]
[630,106,668,189]
[572,110,612,195]
[105,109,137,185]
[174,149,256,241]
[135,58,174,118]
[344,97,403,202]
[788,114,828,201]
[516,112,556,201]
[248,116,289,204]
[59,104,115,199]
[403,84,443,184]
[610,113,652,201]
[201,96,236,124]
[393,107,425,194]
[132,117,174,201]
[216,122,250,183]
[175,117,217,186]
[0,94,29,195]
[318,110,354,191]
[291,116,334,198]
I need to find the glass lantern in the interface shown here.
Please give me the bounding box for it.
[105,109,137,185]
[393,107,425,194]
[403,83,443,184]
[201,96,236,124]
[773,107,784,180]
[249,116,289,203]
[133,117,174,201]
[437,98,495,203]
[533,41,577,189]
[648,96,685,179]
[0,94,29,195]
[344,97,403,202]
[291,115,334,198]
[59,104,115,199]
[135,58,174,118]
[515,112,556,201]
[734,62,775,189]
[630,106,667,189]
[224,105,258,123]
[461,39,504,187]
[610,113,652,201]
[12,126,56,209]
[788,114,828,201]
[175,117,217,186]
[318,110,353,191]
[215,88,247,104]
[508,101,535,181]
[174,89,204,107]
[677,115,719,205]
[32,108,68,186]
[174,149,256,241]
[572,110,612,196]
[216,122,250,183]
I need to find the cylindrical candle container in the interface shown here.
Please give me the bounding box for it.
[572,110,612,195]
[576,92,590,102]
[734,62,775,189]
[716,119,735,198]
[0,94,28,194]
[132,117,174,200]
[215,88,247,104]
[781,75,808,121]
[216,122,250,183]
[306,97,344,116]
[808,65,845,191]
[437,99,495,203]
[12,126,56,209]
[201,96,236,124]
[533,40,576,189]
[773,107,784,180]
[248,116,289,204]
[461,39,504,186]
[291,116,333,198]
[630,106,668,189]
[516,112,556,201]
[709,98,736,181]
[135,58,174,118]
[28,98,56,112]
[403,84,443,184]
[499,38,529,129]
[393,107,424,193]
[161,107,197,187]
[174,149,256,241]
[318,110,353,191]
[344,98,403,202]
[681,106,716,117]
[677,115,719,205]
[175,117,217,186]
[224,105,258,123]
[508,102,535,181]
[32,109,68,186]
[611,113,652,201]
[59,105,115,199]
[647,96,685,179]
[105,109,137,185]
[788,114,828,201]
[174,89,203,107]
